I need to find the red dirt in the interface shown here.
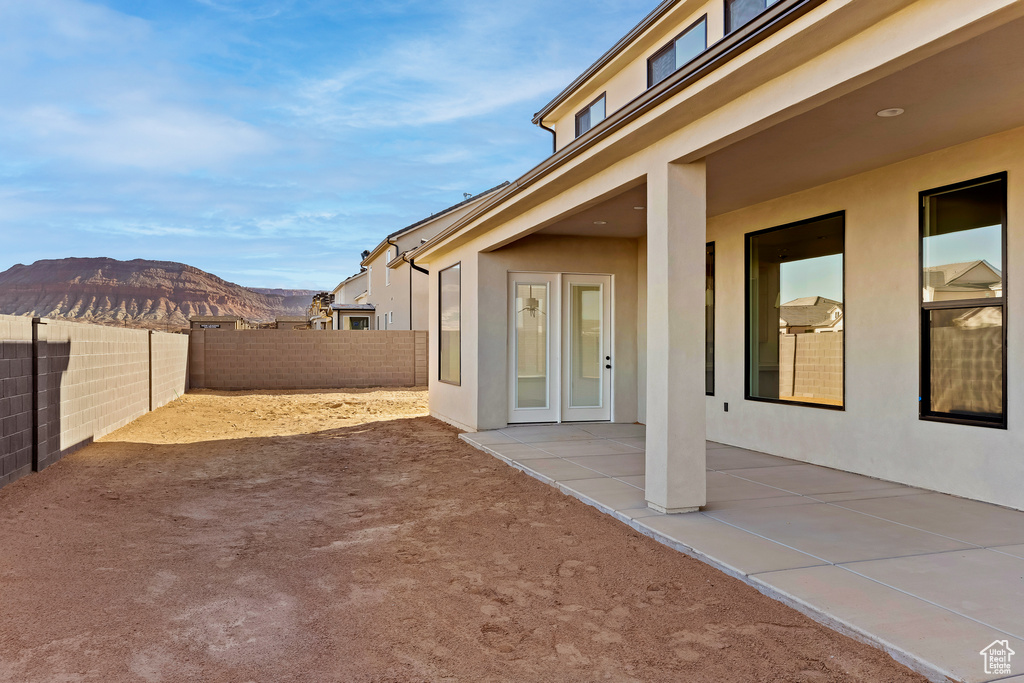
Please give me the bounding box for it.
[0,389,927,682]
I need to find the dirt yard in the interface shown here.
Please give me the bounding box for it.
[0,389,926,682]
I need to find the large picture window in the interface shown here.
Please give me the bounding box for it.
[920,174,1006,427]
[648,17,707,88]
[706,242,715,395]
[439,263,461,385]
[746,213,844,408]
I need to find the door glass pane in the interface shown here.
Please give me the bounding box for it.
[922,178,1003,302]
[928,306,1003,419]
[748,214,844,406]
[570,284,602,408]
[515,283,549,409]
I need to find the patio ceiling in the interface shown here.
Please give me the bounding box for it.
[534,183,648,239]
[706,13,1024,216]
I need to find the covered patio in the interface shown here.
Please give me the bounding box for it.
[461,425,1024,683]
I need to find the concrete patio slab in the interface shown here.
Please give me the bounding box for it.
[991,544,1024,560]
[559,477,648,511]
[706,471,795,502]
[843,549,1024,639]
[575,423,646,438]
[566,452,646,477]
[607,436,645,450]
[728,463,907,495]
[810,486,928,503]
[513,457,603,483]
[617,474,645,489]
[706,502,974,564]
[641,512,828,575]
[756,565,1016,683]
[498,425,596,442]
[528,438,639,457]
[833,493,1024,547]
[462,425,1024,682]
[706,447,794,471]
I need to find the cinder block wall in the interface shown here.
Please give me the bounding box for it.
[150,331,190,408]
[0,315,191,485]
[779,332,844,402]
[0,316,34,487]
[191,329,428,390]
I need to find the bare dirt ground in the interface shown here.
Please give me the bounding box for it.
[0,389,927,683]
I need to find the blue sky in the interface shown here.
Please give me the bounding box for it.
[0,0,653,289]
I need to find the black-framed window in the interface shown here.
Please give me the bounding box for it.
[920,173,1006,427]
[726,0,781,34]
[706,242,715,395]
[648,16,707,88]
[575,94,606,138]
[746,212,844,409]
[439,262,461,385]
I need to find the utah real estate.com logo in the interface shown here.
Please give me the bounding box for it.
[980,640,1015,676]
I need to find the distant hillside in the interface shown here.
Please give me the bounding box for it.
[0,258,318,329]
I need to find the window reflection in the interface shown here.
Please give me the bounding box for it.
[748,214,844,407]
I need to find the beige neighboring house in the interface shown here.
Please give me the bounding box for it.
[923,259,1003,301]
[360,183,508,331]
[274,316,309,330]
[412,0,1024,514]
[328,270,375,329]
[189,315,249,330]
[779,296,843,334]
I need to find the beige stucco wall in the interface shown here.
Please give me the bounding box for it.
[429,234,639,432]
[706,125,1024,510]
[549,0,723,151]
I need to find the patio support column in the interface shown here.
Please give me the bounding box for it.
[645,160,707,513]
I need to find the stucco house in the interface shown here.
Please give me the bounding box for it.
[411,0,1024,513]
[359,184,508,331]
[330,270,375,330]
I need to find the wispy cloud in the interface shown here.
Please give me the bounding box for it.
[0,0,654,288]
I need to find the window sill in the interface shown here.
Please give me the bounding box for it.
[919,414,1006,430]
[745,396,845,411]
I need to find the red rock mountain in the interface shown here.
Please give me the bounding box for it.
[0,258,317,329]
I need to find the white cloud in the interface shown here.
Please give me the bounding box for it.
[4,99,274,172]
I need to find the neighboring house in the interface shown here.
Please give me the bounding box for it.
[307,291,334,330]
[360,183,508,331]
[329,270,375,330]
[412,0,1024,513]
[923,260,1003,301]
[331,303,376,330]
[779,296,843,334]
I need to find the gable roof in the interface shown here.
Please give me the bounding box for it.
[361,182,509,266]
[779,296,842,328]
[924,260,1002,289]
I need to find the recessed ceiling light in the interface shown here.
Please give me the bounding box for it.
[593,220,607,225]
[876,107,904,118]
[633,206,645,210]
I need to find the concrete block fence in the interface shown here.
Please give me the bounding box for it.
[0,315,189,489]
[189,329,428,390]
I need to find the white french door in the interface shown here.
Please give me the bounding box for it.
[508,272,612,424]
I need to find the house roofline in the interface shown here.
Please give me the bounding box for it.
[531,0,682,125]
[360,182,510,266]
[415,0,825,263]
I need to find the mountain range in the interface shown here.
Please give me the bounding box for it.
[0,258,318,330]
